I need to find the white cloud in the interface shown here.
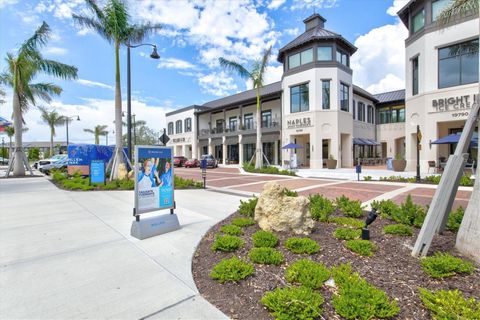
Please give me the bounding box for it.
[290,0,338,10]
[284,28,300,37]
[267,0,286,10]
[44,46,68,55]
[76,27,93,36]
[0,0,17,9]
[351,21,408,94]
[198,71,238,97]
[245,64,283,89]
[76,79,114,91]
[387,0,410,16]
[158,58,197,70]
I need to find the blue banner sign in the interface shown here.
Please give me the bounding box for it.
[90,160,106,184]
[135,146,174,214]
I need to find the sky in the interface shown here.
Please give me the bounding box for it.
[0,0,409,144]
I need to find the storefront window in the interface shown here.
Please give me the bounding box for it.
[411,9,425,33]
[340,83,349,112]
[244,113,254,130]
[322,80,330,109]
[439,39,479,88]
[378,105,405,124]
[317,46,332,61]
[290,83,309,113]
[244,143,255,163]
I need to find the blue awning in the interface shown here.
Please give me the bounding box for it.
[432,133,477,147]
[353,138,380,146]
[281,143,303,149]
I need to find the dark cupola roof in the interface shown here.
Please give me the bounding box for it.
[277,14,357,63]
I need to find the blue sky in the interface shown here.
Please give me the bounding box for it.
[0,0,408,144]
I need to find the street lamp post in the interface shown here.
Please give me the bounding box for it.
[65,115,80,147]
[416,125,422,183]
[132,114,136,145]
[127,43,160,162]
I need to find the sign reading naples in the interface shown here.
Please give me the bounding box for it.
[135,146,174,214]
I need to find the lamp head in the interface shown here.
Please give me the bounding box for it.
[365,208,378,228]
[76,116,80,121]
[150,46,160,59]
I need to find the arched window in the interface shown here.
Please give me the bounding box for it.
[167,122,174,135]
[175,120,182,134]
[184,118,192,132]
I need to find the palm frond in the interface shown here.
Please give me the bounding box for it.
[85,0,106,21]
[72,14,111,42]
[84,128,95,134]
[19,21,50,56]
[30,83,62,100]
[126,22,162,44]
[38,60,78,80]
[259,45,273,81]
[438,0,479,26]
[218,58,251,80]
[104,0,130,42]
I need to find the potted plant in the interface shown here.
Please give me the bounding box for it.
[326,154,337,169]
[392,153,406,172]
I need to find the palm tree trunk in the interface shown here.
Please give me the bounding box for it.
[255,88,262,169]
[113,41,124,179]
[50,127,54,156]
[8,137,12,160]
[95,133,99,145]
[12,91,25,176]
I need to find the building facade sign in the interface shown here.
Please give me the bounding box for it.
[431,94,477,112]
[172,137,186,143]
[286,117,313,129]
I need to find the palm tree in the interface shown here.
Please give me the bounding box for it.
[73,0,161,178]
[84,125,109,145]
[39,106,65,157]
[0,22,77,176]
[219,46,273,169]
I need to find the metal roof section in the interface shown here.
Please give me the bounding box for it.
[197,81,282,113]
[373,89,406,104]
[278,14,357,63]
[397,0,417,27]
[353,85,379,103]
[166,104,209,117]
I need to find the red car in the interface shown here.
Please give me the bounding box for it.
[173,156,188,167]
[184,158,200,168]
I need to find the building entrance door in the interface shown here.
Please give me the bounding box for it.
[227,144,239,163]
[215,145,223,163]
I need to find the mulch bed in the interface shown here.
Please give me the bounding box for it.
[192,212,480,320]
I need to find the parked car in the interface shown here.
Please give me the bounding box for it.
[184,158,199,168]
[173,156,188,167]
[200,154,218,168]
[41,158,68,175]
[35,154,67,171]
[0,156,8,165]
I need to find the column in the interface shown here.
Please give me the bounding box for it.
[208,138,213,155]
[239,134,244,164]
[182,145,186,157]
[222,136,227,165]
[192,138,198,159]
[274,140,279,166]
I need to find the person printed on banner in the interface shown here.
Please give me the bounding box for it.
[138,158,160,189]
[159,161,172,187]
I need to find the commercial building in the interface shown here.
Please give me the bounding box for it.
[166,5,478,170]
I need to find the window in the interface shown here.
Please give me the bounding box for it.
[432,0,451,21]
[261,110,272,128]
[439,39,479,88]
[357,102,365,121]
[378,106,405,124]
[244,144,255,163]
[367,105,374,124]
[353,99,356,119]
[184,118,192,132]
[322,80,330,109]
[290,83,309,113]
[288,48,314,69]
[317,46,332,61]
[167,122,174,135]
[336,50,349,67]
[411,9,425,33]
[215,119,223,133]
[229,116,237,132]
[175,120,182,134]
[412,57,419,95]
[244,113,254,130]
[339,83,349,112]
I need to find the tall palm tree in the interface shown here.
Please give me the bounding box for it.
[84,125,109,145]
[73,0,161,178]
[39,106,65,156]
[0,22,77,176]
[219,46,273,169]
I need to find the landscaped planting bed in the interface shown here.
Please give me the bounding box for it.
[192,196,480,320]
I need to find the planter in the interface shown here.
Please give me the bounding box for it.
[326,159,337,169]
[392,159,407,172]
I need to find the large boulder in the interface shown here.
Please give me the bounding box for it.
[255,182,314,235]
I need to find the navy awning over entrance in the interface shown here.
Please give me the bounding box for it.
[281,143,303,149]
[353,138,380,146]
[431,133,478,146]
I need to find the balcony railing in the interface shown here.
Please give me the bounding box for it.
[199,119,281,137]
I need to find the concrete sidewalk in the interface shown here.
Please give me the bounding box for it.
[0,177,243,319]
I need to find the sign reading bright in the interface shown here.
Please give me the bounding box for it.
[432,94,477,112]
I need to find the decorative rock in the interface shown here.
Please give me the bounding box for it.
[254,182,314,235]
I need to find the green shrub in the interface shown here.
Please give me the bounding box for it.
[174,175,203,189]
[419,288,480,320]
[330,217,364,228]
[334,227,361,240]
[421,252,474,278]
[391,194,426,227]
[243,162,296,176]
[309,194,335,221]
[249,247,284,265]
[459,174,474,186]
[345,239,374,257]
[285,259,330,289]
[283,188,298,197]
[252,230,279,248]
[238,197,257,218]
[261,286,324,320]
[447,207,464,232]
[231,217,256,227]
[211,235,244,252]
[363,176,373,181]
[210,257,254,283]
[383,224,413,236]
[331,264,400,319]
[284,237,320,254]
[371,199,399,219]
[220,224,243,236]
[335,195,364,218]
[51,169,66,182]
[424,175,441,184]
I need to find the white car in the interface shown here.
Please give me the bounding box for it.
[35,154,67,171]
